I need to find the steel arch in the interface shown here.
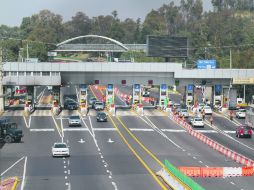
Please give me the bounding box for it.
[57,35,128,51]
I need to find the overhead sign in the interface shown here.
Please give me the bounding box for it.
[215,85,222,93]
[233,78,254,84]
[197,60,216,69]
[134,84,140,92]
[107,84,113,92]
[160,84,167,91]
[187,84,193,91]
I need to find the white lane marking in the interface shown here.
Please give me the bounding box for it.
[205,165,209,167]
[61,116,64,138]
[75,86,79,103]
[64,128,89,131]
[204,120,254,151]
[224,130,236,134]
[112,182,118,190]
[51,115,63,138]
[78,138,85,143]
[142,115,185,151]
[161,129,186,132]
[20,156,27,190]
[64,171,67,174]
[230,181,235,185]
[38,87,46,103]
[0,156,25,176]
[68,170,70,175]
[36,87,45,100]
[80,116,94,137]
[28,115,32,128]
[199,160,203,164]
[129,128,154,132]
[93,128,117,131]
[193,157,197,160]
[30,129,55,132]
[88,116,95,137]
[65,176,68,179]
[213,112,239,126]
[23,116,29,128]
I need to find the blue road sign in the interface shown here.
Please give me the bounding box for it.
[161,84,167,91]
[79,84,87,90]
[197,60,216,69]
[134,84,140,92]
[187,84,193,91]
[108,84,113,91]
[215,85,222,93]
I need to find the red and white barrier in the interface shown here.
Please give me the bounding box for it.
[169,113,254,168]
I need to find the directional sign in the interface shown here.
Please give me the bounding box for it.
[134,84,140,92]
[187,84,194,91]
[108,84,113,92]
[197,60,216,69]
[215,85,222,93]
[161,84,167,91]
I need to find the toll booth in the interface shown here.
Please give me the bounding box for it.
[106,84,114,105]
[160,84,168,108]
[79,84,88,108]
[186,84,194,106]
[213,85,222,108]
[133,84,141,105]
[52,86,60,105]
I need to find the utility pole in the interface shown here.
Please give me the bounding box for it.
[230,48,232,69]
[0,45,4,112]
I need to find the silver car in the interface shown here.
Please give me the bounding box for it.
[68,115,81,126]
[94,101,104,110]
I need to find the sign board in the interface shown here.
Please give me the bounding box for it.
[187,84,193,91]
[48,52,57,57]
[107,84,113,92]
[134,84,140,92]
[233,78,254,84]
[215,85,222,93]
[160,84,167,91]
[197,60,216,69]
[25,58,38,63]
[79,84,87,90]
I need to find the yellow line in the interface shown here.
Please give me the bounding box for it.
[116,115,191,190]
[11,177,19,190]
[108,115,167,190]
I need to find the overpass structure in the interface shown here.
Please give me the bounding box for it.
[2,62,254,86]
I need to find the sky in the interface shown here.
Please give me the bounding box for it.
[0,0,212,26]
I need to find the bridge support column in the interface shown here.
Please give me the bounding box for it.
[0,84,3,113]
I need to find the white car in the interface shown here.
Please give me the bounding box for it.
[236,109,246,119]
[191,117,204,128]
[52,142,70,157]
[179,109,189,118]
[68,115,81,126]
[94,101,104,110]
[203,106,213,115]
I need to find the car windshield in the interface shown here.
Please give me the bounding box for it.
[70,116,80,120]
[239,110,246,112]
[181,109,187,112]
[98,113,106,117]
[204,106,211,109]
[96,102,103,105]
[54,143,67,148]
[195,118,202,121]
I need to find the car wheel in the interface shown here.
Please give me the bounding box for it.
[4,135,13,143]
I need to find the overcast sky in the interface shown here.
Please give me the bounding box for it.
[0,0,212,26]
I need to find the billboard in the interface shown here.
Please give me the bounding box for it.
[147,36,188,58]
[197,60,216,69]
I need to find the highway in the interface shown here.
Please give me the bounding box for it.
[1,85,254,190]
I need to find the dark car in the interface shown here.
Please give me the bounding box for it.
[64,101,78,110]
[96,112,107,122]
[236,125,252,138]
